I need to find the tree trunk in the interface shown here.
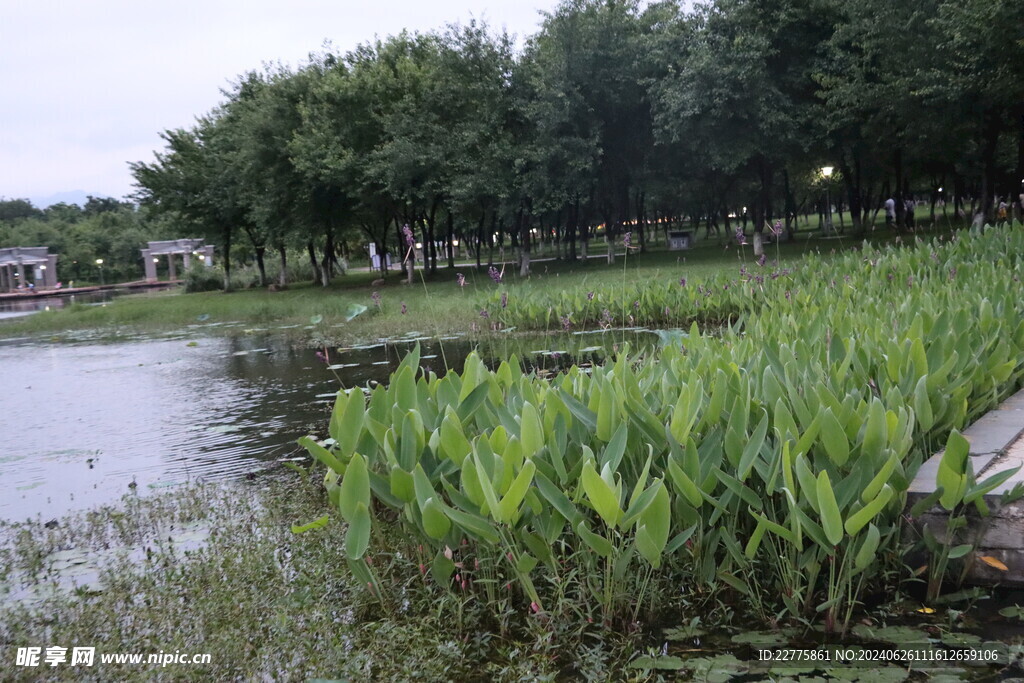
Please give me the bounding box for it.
[222,225,232,292]
[475,211,485,269]
[446,210,456,268]
[783,168,797,237]
[277,246,287,286]
[307,241,321,284]
[255,246,267,287]
[320,228,334,287]
[894,146,905,228]
[980,111,1000,224]
[839,150,864,236]
[518,206,531,277]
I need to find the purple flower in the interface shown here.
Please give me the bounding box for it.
[785,290,791,300]
[770,220,783,237]
[664,306,670,317]
[623,231,632,249]
[600,309,614,329]
[371,290,381,308]
[500,292,508,309]
[456,273,466,288]
[679,277,687,287]
[479,309,490,318]
[315,349,328,364]
[735,228,747,246]
[560,314,572,331]
[487,266,502,284]
[586,291,595,301]
[949,268,957,280]
[906,276,914,288]
[401,301,407,315]
[633,300,640,310]
[757,253,766,267]
[402,225,415,248]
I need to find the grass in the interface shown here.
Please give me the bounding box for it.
[0,222,922,346]
[0,474,641,681]
[3,475,1021,681]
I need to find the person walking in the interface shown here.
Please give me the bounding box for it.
[884,197,896,229]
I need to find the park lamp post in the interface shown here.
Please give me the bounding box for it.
[821,166,834,232]
[96,258,104,286]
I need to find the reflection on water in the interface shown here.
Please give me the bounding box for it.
[0,290,115,320]
[0,330,660,520]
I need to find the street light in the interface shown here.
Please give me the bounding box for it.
[821,166,834,232]
[96,258,104,286]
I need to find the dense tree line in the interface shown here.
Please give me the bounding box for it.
[0,197,176,284]
[129,0,1024,288]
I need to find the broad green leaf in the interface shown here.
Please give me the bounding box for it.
[845,484,894,535]
[820,409,850,466]
[443,505,500,544]
[431,550,455,583]
[515,553,538,575]
[861,398,887,459]
[913,376,934,432]
[298,436,345,475]
[667,458,700,507]
[497,460,536,523]
[862,452,898,503]
[345,502,371,559]
[422,497,451,540]
[439,414,472,465]
[520,401,544,458]
[581,461,622,528]
[853,523,881,571]
[816,470,844,547]
[338,453,370,523]
[389,465,415,503]
[575,520,613,557]
[938,430,970,510]
[330,390,365,458]
[947,544,973,559]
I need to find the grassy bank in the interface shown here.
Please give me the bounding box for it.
[0,476,643,681]
[3,476,1022,681]
[0,226,902,345]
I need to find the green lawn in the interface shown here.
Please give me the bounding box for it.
[0,221,934,345]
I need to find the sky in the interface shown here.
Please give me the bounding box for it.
[1,0,551,207]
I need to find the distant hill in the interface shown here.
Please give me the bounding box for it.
[33,191,112,209]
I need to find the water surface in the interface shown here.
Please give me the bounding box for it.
[0,330,648,520]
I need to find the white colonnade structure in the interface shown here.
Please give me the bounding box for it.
[141,239,214,282]
[0,247,58,292]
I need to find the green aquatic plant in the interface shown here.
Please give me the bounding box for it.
[301,225,1024,633]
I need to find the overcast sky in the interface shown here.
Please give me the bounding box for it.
[2,0,550,206]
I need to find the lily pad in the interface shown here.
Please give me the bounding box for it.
[731,628,798,645]
[940,631,983,647]
[851,624,928,645]
[629,655,686,670]
[344,304,368,322]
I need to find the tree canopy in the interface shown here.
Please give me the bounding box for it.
[12,0,1021,288]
